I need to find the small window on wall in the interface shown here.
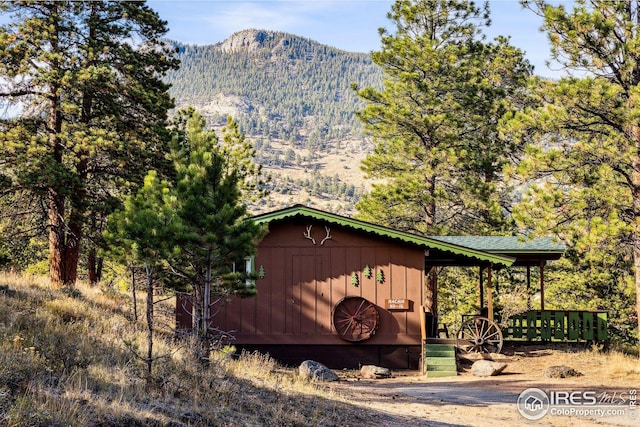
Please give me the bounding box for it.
[232,256,255,286]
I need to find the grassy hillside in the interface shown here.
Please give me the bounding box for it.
[2,273,640,425]
[0,273,381,426]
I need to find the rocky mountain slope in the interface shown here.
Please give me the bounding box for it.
[165,29,384,215]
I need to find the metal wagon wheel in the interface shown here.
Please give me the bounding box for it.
[332,296,379,342]
[456,316,503,354]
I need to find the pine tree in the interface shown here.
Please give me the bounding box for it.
[0,1,178,286]
[104,170,181,383]
[169,111,264,358]
[508,0,640,350]
[353,0,532,235]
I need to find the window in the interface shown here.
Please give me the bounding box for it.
[232,256,255,286]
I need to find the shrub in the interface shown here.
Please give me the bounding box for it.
[0,340,46,394]
[24,260,49,276]
[32,322,96,372]
[4,396,54,427]
[44,298,89,324]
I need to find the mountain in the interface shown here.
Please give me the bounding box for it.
[165,29,384,215]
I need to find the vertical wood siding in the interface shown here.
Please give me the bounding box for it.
[213,219,424,346]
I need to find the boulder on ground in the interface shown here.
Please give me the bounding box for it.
[471,360,508,377]
[544,365,582,378]
[360,365,392,379]
[298,360,339,382]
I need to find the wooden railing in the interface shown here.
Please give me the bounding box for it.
[505,310,608,342]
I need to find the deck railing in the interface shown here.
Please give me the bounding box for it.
[505,310,608,342]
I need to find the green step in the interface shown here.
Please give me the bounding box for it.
[425,357,457,366]
[425,362,456,371]
[426,370,458,378]
[426,350,455,357]
[425,344,455,352]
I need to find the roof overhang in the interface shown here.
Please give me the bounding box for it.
[429,236,565,267]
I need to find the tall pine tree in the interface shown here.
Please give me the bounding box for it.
[169,111,264,357]
[0,1,177,286]
[353,0,532,235]
[508,0,640,349]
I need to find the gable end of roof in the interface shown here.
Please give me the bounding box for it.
[251,205,515,266]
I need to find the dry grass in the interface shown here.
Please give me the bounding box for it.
[2,271,639,426]
[0,272,376,426]
[537,345,640,383]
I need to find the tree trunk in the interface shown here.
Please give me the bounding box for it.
[131,265,138,322]
[47,22,64,286]
[199,249,213,364]
[48,188,66,287]
[145,262,154,382]
[46,2,79,288]
[47,93,68,286]
[425,174,437,229]
[88,249,97,285]
[632,124,640,357]
[204,249,212,336]
[64,215,82,286]
[88,248,103,285]
[633,243,640,358]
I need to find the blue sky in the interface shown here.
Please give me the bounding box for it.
[148,0,561,78]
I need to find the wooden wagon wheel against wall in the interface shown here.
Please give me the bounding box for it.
[456,316,503,354]
[332,296,379,342]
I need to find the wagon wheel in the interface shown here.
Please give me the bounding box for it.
[456,316,503,354]
[332,296,379,342]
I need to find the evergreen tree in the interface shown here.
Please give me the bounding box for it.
[104,171,181,383]
[220,115,270,205]
[169,111,264,357]
[507,0,640,348]
[166,29,383,145]
[0,1,177,286]
[353,0,532,235]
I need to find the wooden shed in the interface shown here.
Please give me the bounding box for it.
[176,204,514,369]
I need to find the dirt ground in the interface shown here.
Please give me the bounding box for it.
[322,345,640,427]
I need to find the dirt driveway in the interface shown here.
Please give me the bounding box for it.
[324,347,640,427]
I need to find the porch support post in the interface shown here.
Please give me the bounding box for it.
[487,264,493,321]
[526,265,531,310]
[425,267,438,315]
[539,260,545,311]
[478,266,484,309]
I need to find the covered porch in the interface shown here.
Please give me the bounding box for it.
[424,236,608,344]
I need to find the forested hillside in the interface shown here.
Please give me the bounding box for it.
[165,29,383,214]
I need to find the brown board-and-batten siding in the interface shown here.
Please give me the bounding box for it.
[215,219,425,369]
[175,205,517,370]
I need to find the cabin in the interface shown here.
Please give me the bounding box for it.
[176,205,609,370]
[177,205,525,369]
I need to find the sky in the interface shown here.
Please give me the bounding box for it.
[148,0,562,78]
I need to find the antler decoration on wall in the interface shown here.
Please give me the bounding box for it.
[303,225,316,245]
[320,226,332,245]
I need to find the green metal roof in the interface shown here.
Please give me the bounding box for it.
[251,205,515,267]
[429,236,565,256]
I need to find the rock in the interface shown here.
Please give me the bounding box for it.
[360,365,392,379]
[299,360,339,382]
[471,360,508,377]
[219,29,276,53]
[544,365,582,378]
